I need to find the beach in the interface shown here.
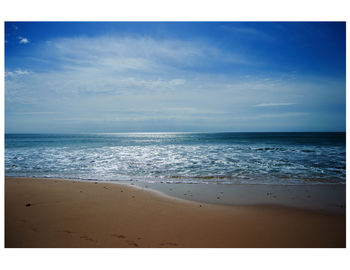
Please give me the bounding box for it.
[5,177,345,248]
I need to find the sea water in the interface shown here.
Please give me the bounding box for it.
[5,132,346,185]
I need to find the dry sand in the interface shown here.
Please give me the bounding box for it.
[5,177,345,248]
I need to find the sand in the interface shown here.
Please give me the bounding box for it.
[5,177,345,248]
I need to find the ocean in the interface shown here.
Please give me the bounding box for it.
[5,132,346,185]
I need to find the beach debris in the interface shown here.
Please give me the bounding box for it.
[25,203,31,207]
[94,182,98,184]
[199,205,202,207]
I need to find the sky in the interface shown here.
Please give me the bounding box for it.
[4,22,346,133]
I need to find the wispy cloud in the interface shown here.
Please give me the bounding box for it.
[220,25,274,41]
[44,36,248,72]
[253,103,297,107]
[258,112,310,118]
[5,69,30,77]
[5,34,345,132]
[19,111,60,115]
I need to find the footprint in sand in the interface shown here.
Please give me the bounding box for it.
[57,229,74,234]
[126,240,139,247]
[160,242,178,247]
[111,234,126,239]
[80,235,97,242]
[16,219,27,223]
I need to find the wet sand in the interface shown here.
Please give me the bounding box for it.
[130,181,346,213]
[5,177,345,248]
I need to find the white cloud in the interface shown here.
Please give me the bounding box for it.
[18,37,29,44]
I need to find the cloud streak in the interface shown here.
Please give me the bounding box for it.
[253,103,297,107]
[220,25,274,41]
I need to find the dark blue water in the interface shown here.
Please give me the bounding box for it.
[5,132,346,185]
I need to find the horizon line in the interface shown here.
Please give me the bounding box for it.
[4,131,346,135]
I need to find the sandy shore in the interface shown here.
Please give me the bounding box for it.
[5,177,345,248]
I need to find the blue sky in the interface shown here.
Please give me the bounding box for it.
[5,22,345,133]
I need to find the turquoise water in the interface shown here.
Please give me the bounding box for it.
[5,132,346,185]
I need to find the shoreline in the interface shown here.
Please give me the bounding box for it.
[5,177,346,248]
[6,176,346,214]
